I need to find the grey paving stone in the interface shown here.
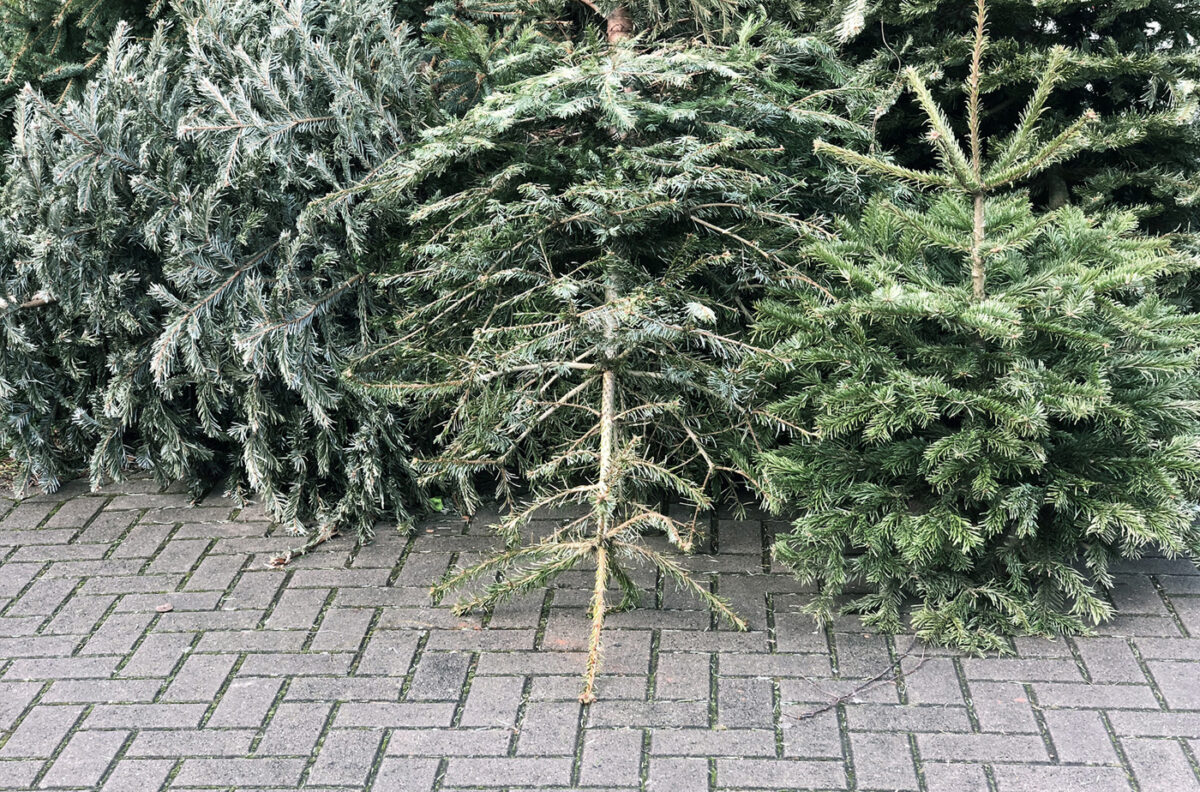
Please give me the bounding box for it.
[0,705,83,758]
[373,757,440,792]
[990,764,1133,792]
[146,539,208,574]
[588,699,708,728]
[173,758,306,787]
[647,756,709,791]
[1034,681,1162,710]
[310,607,374,652]
[263,588,328,630]
[99,759,174,792]
[41,679,161,704]
[918,733,1049,763]
[650,728,776,757]
[0,562,48,598]
[960,657,1083,682]
[716,652,830,680]
[84,703,207,729]
[286,676,399,701]
[1075,637,1146,683]
[205,676,283,727]
[716,757,845,789]
[0,681,41,731]
[967,680,1040,733]
[922,762,990,792]
[844,703,972,733]
[386,728,510,756]
[515,701,579,755]
[75,511,137,545]
[4,656,119,681]
[1122,737,1200,791]
[849,731,918,790]
[901,657,963,705]
[183,554,244,592]
[0,502,55,530]
[38,728,128,788]
[239,651,353,677]
[5,488,1200,792]
[0,636,83,658]
[577,728,643,787]
[781,709,844,759]
[42,498,103,530]
[1109,711,1200,738]
[117,632,194,678]
[1043,709,1120,764]
[717,677,775,728]
[7,578,78,617]
[333,702,455,728]
[1145,660,1200,709]
[444,757,575,787]
[654,651,710,700]
[194,629,306,653]
[458,675,524,728]
[163,653,236,702]
[254,701,332,756]
[109,525,171,558]
[224,570,285,610]
[406,651,471,701]
[79,613,154,655]
[36,595,115,638]
[127,728,255,757]
[0,760,41,789]
[306,729,383,787]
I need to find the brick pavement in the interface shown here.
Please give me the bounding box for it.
[2,477,1200,791]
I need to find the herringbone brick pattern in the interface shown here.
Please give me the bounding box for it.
[2,477,1200,791]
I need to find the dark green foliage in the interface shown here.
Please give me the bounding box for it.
[0,0,157,99]
[345,1,868,696]
[757,3,1200,651]
[828,0,1200,231]
[0,0,435,537]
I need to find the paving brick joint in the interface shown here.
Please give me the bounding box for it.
[2,477,1200,791]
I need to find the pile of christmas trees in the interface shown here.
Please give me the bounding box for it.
[1,0,1199,695]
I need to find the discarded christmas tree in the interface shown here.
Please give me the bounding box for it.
[344,1,866,699]
[828,0,1200,232]
[757,0,1200,651]
[0,0,433,536]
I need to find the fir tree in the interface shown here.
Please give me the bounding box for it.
[0,1,159,152]
[757,0,1200,651]
[344,0,867,698]
[0,0,435,538]
[827,0,1200,232]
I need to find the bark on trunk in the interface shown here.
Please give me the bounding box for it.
[971,192,986,300]
[606,5,632,42]
[1047,169,1070,210]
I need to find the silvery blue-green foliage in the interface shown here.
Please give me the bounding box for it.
[0,0,159,126]
[757,2,1200,651]
[344,0,870,697]
[0,0,435,537]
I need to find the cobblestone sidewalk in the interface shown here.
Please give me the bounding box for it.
[2,478,1200,791]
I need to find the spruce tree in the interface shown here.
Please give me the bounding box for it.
[344,0,867,698]
[827,0,1200,232]
[0,1,159,159]
[0,0,434,538]
[757,0,1200,651]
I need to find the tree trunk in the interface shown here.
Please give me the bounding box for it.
[607,5,632,42]
[971,192,986,300]
[1047,169,1069,210]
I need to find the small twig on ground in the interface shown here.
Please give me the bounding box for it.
[784,637,930,721]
